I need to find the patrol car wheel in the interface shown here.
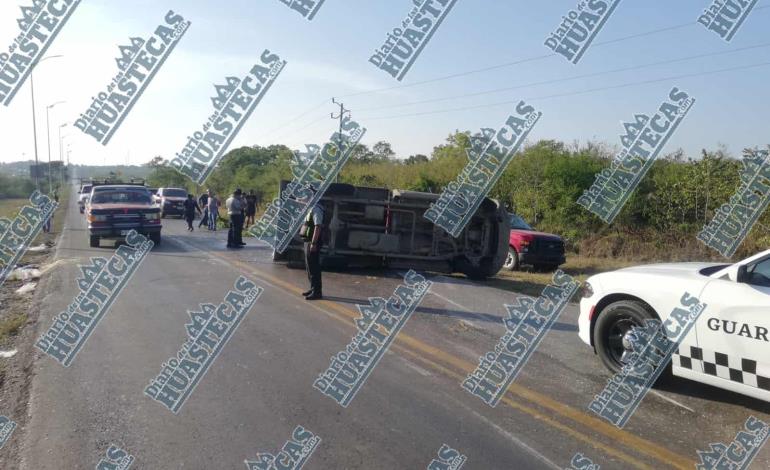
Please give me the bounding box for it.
[593,300,656,374]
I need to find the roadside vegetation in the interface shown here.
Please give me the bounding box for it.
[144,134,769,264]
[0,174,35,199]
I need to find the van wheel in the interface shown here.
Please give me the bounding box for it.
[503,248,519,271]
[593,300,669,378]
[89,235,99,248]
[459,258,497,281]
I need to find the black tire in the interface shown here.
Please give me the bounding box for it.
[594,300,662,374]
[503,247,519,271]
[149,232,161,246]
[89,235,99,248]
[459,258,497,281]
[160,211,165,219]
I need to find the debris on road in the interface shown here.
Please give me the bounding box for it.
[14,283,36,296]
[0,350,17,359]
[6,267,41,282]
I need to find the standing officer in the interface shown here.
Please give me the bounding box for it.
[226,188,245,248]
[198,189,210,229]
[302,201,325,300]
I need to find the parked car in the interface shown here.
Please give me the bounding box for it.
[503,214,566,271]
[78,183,93,214]
[86,184,162,247]
[155,188,188,218]
[272,182,509,280]
[579,249,770,403]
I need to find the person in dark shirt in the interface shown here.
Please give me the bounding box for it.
[183,194,202,232]
[245,190,257,227]
[198,190,210,228]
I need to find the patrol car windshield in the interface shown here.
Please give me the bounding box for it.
[91,190,152,204]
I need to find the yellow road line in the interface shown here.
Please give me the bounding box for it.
[190,242,694,469]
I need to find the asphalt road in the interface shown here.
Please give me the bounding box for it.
[17,188,770,469]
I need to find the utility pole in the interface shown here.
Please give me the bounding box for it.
[330,97,350,140]
[30,74,40,191]
[331,98,350,184]
[29,55,63,191]
[46,100,65,194]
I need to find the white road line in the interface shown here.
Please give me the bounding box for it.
[398,356,433,377]
[649,390,695,413]
[398,271,480,314]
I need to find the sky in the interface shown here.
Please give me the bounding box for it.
[0,0,768,167]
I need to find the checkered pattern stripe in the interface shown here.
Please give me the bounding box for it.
[673,346,770,391]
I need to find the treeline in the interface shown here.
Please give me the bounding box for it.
[145,134,769,261]
[0,174,35,199]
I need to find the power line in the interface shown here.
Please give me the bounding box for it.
[358,60,770,121]
[260,6,769,141]
[270,113,328,144]
[340,5,769,99]
[355,42,770,112]
[254,98,328,140]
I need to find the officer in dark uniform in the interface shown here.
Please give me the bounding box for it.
[302,202,325,300]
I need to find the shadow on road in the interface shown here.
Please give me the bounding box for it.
[322,295,579,332]
[654,375,770,414]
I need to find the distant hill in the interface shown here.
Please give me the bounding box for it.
[0,160,35,177]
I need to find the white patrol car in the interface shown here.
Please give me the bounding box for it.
[579,249,770,403]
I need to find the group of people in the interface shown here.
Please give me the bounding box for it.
[180,189,259,240]
[182,187,325,301]
[182,189,220,232]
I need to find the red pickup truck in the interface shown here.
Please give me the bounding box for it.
[504,214,566,271]
[86,185,162,248]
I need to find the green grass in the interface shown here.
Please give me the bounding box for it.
[0,313,27,343]
[488,255,638,297]
[0,198,27,220]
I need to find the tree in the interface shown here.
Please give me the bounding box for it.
[405,154,429,165]
[372,141,395,161]
[145,156,165,168]
[349,143,375,163]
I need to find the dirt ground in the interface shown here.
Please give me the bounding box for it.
[0,193,67,464]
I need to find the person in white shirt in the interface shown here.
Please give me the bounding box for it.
[226,189,245,248]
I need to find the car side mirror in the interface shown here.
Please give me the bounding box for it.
[737,265,749,283]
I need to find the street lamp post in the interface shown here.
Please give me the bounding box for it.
[46,100,66,194]
[58,124,68,188]
[29,55,63,191]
